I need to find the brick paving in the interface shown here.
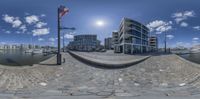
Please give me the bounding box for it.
[0,52,200,98]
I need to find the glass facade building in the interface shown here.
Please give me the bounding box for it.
[68,34,101,52]
[114,18,150,54]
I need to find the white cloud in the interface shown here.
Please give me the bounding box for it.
[192,37,199,45]
[0,42,6,45]
[180,22,188,27]
[41,14,46,17]
[184,11,195,17]
[35,22,47,28]
[64,34,74,39]
[2,14,50,36]
[172,10,195,23]
[25,15,39,24]
[193,26,200,30]
[16,31,21,34]
[147,20,172,34]
[2,14,22,28]
[192,40,198,43]
[12,19,22,28]
[49,38,55,42]
[3,14,14,23]
[192,40,199,45]
[38,38,44,41]
[32,28,50,36]
[176,42,184,47]
[176,42,191,48]
[193,37,199,40]
[25,13,30,15]
[19,25,27,33]
[166,35,174,39]
[5,31,11,34]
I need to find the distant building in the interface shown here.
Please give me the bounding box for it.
[104,37,113,50]
[0,45,3,49]
[4,45,10,49]
[20,44,29,50]
[112,31,120,52]
[114,18,149,54]
[149,36,158,51]
[11,45,18,49]
[35,45,41,49]
[0,44,54,50]
[28,44,35,49]
[68,34,101,52]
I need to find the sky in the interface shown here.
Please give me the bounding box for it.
[0,0,200,48]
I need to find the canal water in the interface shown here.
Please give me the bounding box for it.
[0,49,54,66]
[180,53,200,64]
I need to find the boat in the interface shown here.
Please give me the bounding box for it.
[25,49,34,53]
[32,49,43,54]
[190,45,200,53]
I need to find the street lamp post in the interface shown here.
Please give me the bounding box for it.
[165,32,166,53]
[63,33,65,52]
[57,7,62,65]
[56,5,72,65]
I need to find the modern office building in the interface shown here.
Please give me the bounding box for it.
[20,44,29,50]
[149,36,158,51]
[104,37,113,50]
[112,31,120,52]
[112,31,119,44]
[114,18,149,54]
[68,34,101,52]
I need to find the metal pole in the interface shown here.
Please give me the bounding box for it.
[57,7,62,65]
[164,32,167,53]
[63,32,65,52]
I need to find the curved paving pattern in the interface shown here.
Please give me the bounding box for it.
[35,53,200,97]
[62,53,200,96]
[1,52,200,98]
[68,51,150,68]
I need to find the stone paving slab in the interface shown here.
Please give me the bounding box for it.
[1,52,200,98]
[69,51,150,68]
[1,95,200,99]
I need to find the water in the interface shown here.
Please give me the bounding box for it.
[180,53,200,64]
[0,49,54,66]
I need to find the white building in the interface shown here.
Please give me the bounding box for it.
[104,37,113,50]
[114,18,149,54]
[149,36,158,52]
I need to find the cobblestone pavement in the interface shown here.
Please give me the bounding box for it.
[1,52,200,98]
[36,53,200,97]
[74,51,145,61]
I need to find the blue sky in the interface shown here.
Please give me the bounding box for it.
[0,0,200,48]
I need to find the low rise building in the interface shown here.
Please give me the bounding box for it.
[68,34,101,52]
[4,45,11,49]
[104,37,113,50]
[20,44,29,50]
[112,31,120,52]
[149,36,158,52]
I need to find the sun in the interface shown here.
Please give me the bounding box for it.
[96,20,105,27]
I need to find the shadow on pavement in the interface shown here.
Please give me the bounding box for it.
[68,51,150,69]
